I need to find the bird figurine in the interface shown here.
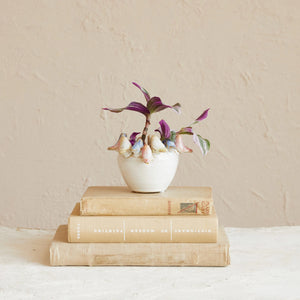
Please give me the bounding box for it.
[175,134,193,153]
[108,133,127,151]
[132,138,143,157]
[165,140,176,149]
[118,135,132,158]
[141,144,153,164]
[149,135,167,153]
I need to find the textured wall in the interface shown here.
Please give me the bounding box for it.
[0,0,299,229]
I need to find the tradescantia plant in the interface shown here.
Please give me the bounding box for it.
[103,82,210,163]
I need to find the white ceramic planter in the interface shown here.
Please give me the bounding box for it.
[118,150,179,193]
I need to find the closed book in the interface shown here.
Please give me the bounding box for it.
[80,186,213,216]
[68,203,218,243]
[51,225,230,266]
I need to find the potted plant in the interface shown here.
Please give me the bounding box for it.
[103,82,210,193]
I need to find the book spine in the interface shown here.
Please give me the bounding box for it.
[51,243,229,266]
[51,226,230,267]
[80,198,213,216]
[68,215,218,243]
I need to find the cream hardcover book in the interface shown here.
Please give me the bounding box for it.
[80,186,213,216]
[51,225,230,266]
[69,203,218,243]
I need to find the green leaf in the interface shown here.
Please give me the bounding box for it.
[194,134,210,155]
[170,130,177,142]
[177,126,193,135]
[147,97,181,114]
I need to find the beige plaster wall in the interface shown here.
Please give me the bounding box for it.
[0,0,299,229]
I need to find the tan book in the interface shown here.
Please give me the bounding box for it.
[80,186,213,216]
[68,203,218,243]
[51,225,230,266]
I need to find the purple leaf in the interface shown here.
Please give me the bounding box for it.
[132,82,151,102]
[103,101,150,116]
[177,126,193,135]
[195,108,210,123]
[129,132,140,146]
[154,128,162,136]
[147,97,181,114]
[171,103,181,113]
[156,119,171,139]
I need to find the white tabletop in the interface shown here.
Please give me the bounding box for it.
[0,226,299,300]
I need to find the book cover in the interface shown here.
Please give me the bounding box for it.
[51,225,230,266]
[69,203,218,243]
[80,186,213,216]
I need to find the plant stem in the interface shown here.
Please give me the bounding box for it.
[141,114,151,143]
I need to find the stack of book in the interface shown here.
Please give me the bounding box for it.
[50,187,230,266]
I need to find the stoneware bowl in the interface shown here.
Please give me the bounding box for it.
[118,150,179,193]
